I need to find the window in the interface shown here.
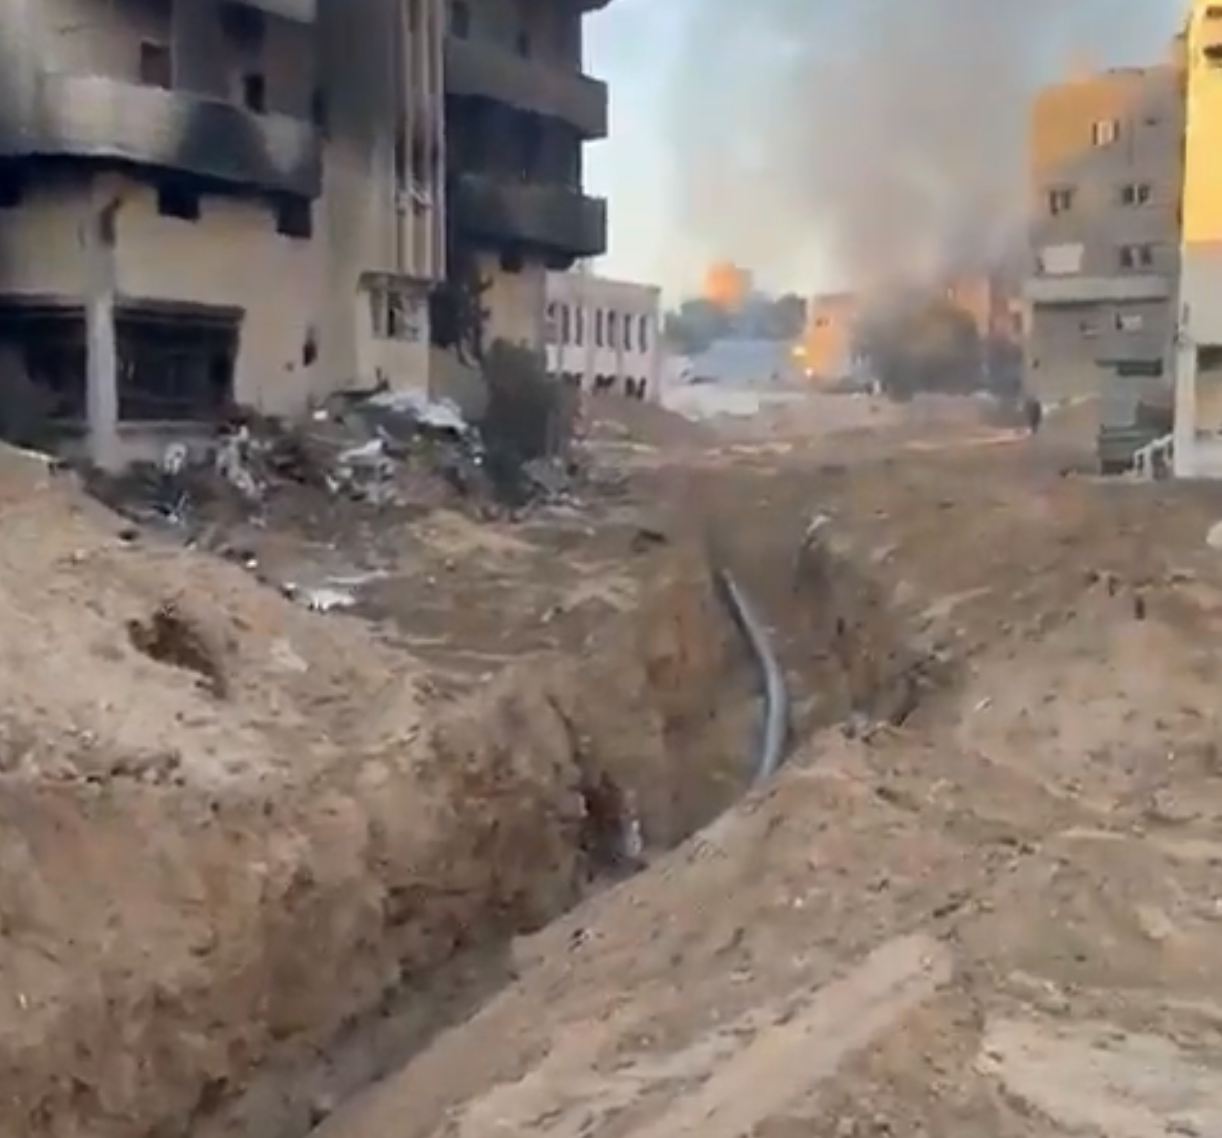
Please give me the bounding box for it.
[560,303,571,344]
[242,73,266,113]
[1115,310,1144,332]
[595,308,604,346]
[450,0,470,37]
[1048,187,1074,215]
[139,41,171,88]
[607,310,618,347]
[0,168,24,209]
[1119,243,1154,269]
[157,183,200,221]
[544,302,558,344]
[275,197,312,239]
[574,307,584,345]
[220,3,266,46]
[638,314,650,352]
[1120,182,1152,206]
[1091,119,1119,146]
[369,279,423,341]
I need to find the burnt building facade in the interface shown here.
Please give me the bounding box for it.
[0,0,451,464]
[440,0,609,354]
[1024,54,1185,403]
[0,0,612,466]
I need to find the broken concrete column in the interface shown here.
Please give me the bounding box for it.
[82,191,121,471]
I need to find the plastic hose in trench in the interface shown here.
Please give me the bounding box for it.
[714,568,790,784]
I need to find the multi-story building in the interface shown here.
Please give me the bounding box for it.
[1024,52,1185,404]
[0,0,611,466]
[544,268,660,398]
[442,0,610,353]
[1174,1,1222,476]
[0,0,446,465]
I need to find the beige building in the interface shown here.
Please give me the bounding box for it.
[544,269,660,398]
[1024,53,1185,403]
[0,0,611,465]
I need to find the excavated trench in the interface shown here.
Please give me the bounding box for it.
[0,523,935,1138]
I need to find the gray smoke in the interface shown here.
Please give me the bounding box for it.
[666,0,1181,294]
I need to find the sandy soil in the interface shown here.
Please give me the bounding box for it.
[9,390,1222,1138]
[313,404,1222,1138]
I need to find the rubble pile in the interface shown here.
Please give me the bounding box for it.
[86,387,620,549]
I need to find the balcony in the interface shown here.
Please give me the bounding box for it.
[444,37,607,139]
[453,174,606,259]
[0,74,320,197]
[1023,273,1172,305]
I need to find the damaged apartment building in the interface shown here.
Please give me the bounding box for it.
[0,0,610,465]
[1024,44,1186,404]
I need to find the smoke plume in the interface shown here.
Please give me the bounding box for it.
[666,0,1181,295]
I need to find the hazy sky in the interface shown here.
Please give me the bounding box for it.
[584,0,1184,299]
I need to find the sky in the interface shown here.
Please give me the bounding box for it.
[583,0,685,293]
[582,0,1185,301]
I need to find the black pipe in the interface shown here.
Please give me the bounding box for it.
[714,568,790,784]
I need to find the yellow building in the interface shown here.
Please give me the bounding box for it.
[1174,2,1222,475]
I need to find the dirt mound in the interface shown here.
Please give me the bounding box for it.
[0,445,783,1138]
[308,456,1222,1138]
[314,574,1222,1138]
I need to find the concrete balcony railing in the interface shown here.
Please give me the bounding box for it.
[1023,273,1172,305]
[453,173,606,260]
[445,37,607,139]
[0,74,321,197]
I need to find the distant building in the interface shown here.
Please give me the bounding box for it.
[801,292,863,380]
[702,262,753,311]
[1024,53,1185,404]
[545,271,661,400]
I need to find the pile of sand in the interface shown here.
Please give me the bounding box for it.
[0,445,763,1137]
[0,446,427,790]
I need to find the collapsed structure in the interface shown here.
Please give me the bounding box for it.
[0,0,612,466]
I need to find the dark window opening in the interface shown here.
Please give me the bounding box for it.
[275,197,312,239]
[393,120,408,189]
[116,316,237,422]
[242,73,266,113]
[1198,344,1222,371]
[0,169,25,209]
[221,4,266,46]
[13,314,88,423]
[302,328,317,365]
[139,41,171,88]
[1204,44,1222,66]
[450,0,470,36]
[311,88,327,132]
[157,184,200,221]
[1114,359,1164,378]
